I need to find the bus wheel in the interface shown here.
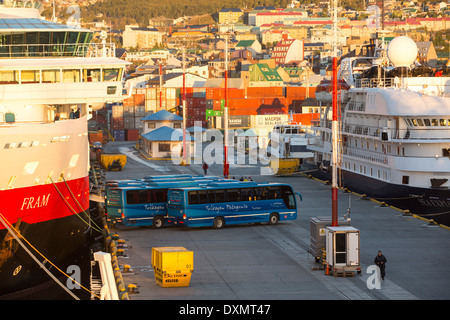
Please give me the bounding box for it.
[153,216,164,228]
[213,217,225,229]
[269,213,279,225]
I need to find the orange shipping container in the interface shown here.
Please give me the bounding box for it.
[247,86,284,98]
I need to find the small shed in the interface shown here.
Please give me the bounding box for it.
[141,126,195,158]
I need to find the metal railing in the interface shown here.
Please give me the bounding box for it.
[0,42,116,58]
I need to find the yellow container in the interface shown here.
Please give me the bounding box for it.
[154,269,193,288]
[99,154,127,171]
[270,159,300,175]
[151,247,194,287]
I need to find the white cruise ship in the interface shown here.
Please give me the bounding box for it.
[0,1,129,296]
[307,36,450,226]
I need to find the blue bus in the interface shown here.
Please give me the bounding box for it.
[167,182,302,229]
[105,178,238,227]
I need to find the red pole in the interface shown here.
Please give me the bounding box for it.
[159,63,162,110]
[331,57,339,227]
[223,60,229,178]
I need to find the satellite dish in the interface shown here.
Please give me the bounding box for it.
[387,36,418,68]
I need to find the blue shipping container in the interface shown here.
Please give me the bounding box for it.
[113,129,125,141]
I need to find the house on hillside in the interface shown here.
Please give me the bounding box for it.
[248,63,283,87]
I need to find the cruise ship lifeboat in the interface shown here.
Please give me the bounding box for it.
[315,79,350,104]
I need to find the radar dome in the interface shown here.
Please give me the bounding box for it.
[387,36,418,68]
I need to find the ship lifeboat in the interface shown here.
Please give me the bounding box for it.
[315,79,350,104]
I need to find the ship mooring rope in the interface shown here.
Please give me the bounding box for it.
[0,212,100,299]
[60,173,103,232]
[49,177,103,233]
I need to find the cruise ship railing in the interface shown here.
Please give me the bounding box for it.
[0,43,115,58]
[343,146,389,165]
[343,123,450,141]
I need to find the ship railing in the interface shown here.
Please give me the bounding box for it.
[0,42,115,58]
[355,77,396,88]
[343,124,450,141]
[343,146,389,165]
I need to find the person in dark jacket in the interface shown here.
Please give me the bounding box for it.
[374,251,387,280]
[202,162,209,175]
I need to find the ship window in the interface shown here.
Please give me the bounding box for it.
[443,148,450,157]
[424,119,431,126]
[411,119,418,126]
[21,70,40,83]
[0,70,19,84]
[431,119,439,126]
[439,119,446,126]
[402,176,409,185]
[42,69,61,83]
[417,119,424,126]
[103,68,121,82]
[83,69,101,82]
[62,69,80,82]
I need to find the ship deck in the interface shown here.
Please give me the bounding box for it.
[100,142,450,306]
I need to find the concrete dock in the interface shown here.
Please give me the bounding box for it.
[102,142,450,302]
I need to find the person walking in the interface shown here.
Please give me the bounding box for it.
[374,250,387,280]
[202,162,209,175]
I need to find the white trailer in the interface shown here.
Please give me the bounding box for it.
[325,226,361,276]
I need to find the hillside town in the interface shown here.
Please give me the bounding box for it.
[53,0,450,156]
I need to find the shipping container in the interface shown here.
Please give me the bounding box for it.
[88,131,103,144]
[247,86,284,98]
[228,115,251,128]
[126,129,140,141]
[251,114,288,128]
[286,86,316,99]
[151,247,193,287]
[112,129,125,141]
[112,117,124,130]
[112,104,124,118]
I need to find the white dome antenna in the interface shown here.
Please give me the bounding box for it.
[387,36,418,68]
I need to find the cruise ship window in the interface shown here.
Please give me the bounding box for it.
[84,69,101,82]
[0,70,18,84]
[402,176,409,184]
[431,119,438,126]
[424,119,431,126]
[42,70,61,83]
[63,69,80,82]
[417,119,424,126]
[21,70,40,83]
[439,119,446,126]
[103,68,121,82]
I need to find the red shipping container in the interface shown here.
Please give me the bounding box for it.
[112,117,124,130]
[126,129,140,141]
[227,88,245,99]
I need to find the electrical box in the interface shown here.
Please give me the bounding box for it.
[325,226,360,272]
[310,217,350,262]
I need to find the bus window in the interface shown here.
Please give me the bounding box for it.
[281,186,296,209]
[198,190,208,204]
[189,191,198,204]
[268,186,281,199]
[226,189,241,202]
[215,190,225,203]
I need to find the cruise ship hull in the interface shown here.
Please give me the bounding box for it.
[310,167,450,226]
[0,177,91,297]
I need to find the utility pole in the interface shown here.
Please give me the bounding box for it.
[223,33,229,179]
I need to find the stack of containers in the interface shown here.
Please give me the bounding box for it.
[151,247,194,287]
[111,103,125,141]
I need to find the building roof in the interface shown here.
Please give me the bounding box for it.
[141,110,182,121]
[142,126,195,141]
[220,8,243,13]
[236,40,256,47]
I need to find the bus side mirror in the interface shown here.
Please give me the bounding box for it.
[296,192,303,201]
